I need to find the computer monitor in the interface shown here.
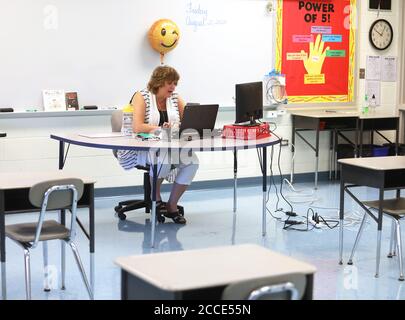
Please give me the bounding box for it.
[235,82,263,125]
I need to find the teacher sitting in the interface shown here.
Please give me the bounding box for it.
[117,65,199,224]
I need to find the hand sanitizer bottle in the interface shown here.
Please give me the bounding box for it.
[121,104,134,136]
[362,94,369,115]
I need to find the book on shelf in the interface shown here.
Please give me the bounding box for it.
[42,89,66,112]
[65,92,79,110]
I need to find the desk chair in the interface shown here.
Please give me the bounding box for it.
[111,110,184,222]
[348,197,405,281]
[111,110,152,221]
[5,178,93,299]
[221,273,306,300]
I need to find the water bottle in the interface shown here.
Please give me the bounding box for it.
[362,94,369,115]
[121,104,134,136]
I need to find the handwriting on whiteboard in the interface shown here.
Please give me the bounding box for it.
[185,1,227,32]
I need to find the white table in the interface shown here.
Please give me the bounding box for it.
[50,134,281,248]
[115,244,316,299]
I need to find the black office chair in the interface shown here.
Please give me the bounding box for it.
[111,110,152,221]
[111,110,184,222]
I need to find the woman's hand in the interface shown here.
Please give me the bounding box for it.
[162,122,171,129]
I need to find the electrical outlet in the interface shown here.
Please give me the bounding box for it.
[268,111,278,118]
[359,68,365,79]
[281,139,289,147]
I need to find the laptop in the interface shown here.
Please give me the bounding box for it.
[178,104,220,139]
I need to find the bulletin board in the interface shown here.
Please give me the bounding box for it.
[275,0,356,103]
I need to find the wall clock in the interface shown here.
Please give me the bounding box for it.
[369,19,393,50]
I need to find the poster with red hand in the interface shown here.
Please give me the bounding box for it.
[275,0,356,103]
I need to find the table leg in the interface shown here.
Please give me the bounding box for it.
[354,119,359,158]
[58,141,67,290]
[359,120,364,158]
[339,176,345,265]
[231,212,237,245]
[150,151,159,248]
[396,118,400,155]
[262,147,267,237]
[315,127,320,189]
[375,188,384,278]
[0,190,6,299]
[60,209,66,290]
[233,149,237,213]
[334,131,338,180]
[89,184,95,292]
[59,141,65,170]
[329,132,333,180]
[291,117,295,184]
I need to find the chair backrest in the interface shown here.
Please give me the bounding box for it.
[221,273,307,300]
[29,178,84,210]
[111,110,123,133]
[111,110,123,158]
[29,178,84,247]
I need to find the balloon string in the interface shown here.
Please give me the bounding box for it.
[160,53,165,65]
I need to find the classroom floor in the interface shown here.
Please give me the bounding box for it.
[3,180,405,300]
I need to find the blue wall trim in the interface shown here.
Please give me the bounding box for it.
[94,171,330,198]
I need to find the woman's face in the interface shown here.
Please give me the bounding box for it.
[157,81,177,99]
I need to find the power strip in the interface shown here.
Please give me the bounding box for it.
[285,220,303,225]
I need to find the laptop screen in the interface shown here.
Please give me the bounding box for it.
[180,104,219,137]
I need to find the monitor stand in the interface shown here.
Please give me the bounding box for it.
[233,120,260,127]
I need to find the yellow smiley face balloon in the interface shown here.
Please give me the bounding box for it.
[148,19,180,61]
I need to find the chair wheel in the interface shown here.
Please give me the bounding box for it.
[118,212,127,221]
[158,216,166,223]
[114,205,122,213]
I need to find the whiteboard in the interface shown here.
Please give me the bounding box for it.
[0,0,274,110]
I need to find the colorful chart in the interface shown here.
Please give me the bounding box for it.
[275,0,356,103]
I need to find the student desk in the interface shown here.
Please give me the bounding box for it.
[115,244,316,300]
[50,134,281,248]
[0,171,96,300]
[290,110,359,188]
[338,156,405,273]
[358,112,400,157]
[398,107,405,143]
[290,110,400,188]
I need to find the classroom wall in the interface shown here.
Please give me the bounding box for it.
[0,2,404,191]
[356,0,402,113]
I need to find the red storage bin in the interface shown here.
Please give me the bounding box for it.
[222,122,271,140]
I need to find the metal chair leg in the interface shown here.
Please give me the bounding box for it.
[376,230,382,278]
[69,241,93,300]
[23,249,31,300]
[43,241,50,292]
[388,220,396,258]
[61,240,66,290]
[395,220,405,281]
[393,226,398,257]
[1,262,6,300]
[348,212,368,265]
